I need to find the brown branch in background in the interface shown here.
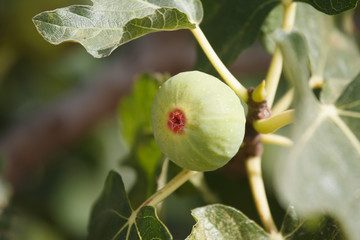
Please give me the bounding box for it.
[0,30,196,190]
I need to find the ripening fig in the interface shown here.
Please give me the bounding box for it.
[151,71,246,171]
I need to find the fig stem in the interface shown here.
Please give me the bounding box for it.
[246,156,279,235]
[191,26,249,102]
[253,109,295,134]
[261,133,293,146]
[265,2,297,108]
[136,169,199,210]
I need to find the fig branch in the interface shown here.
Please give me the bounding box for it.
[265,1,297,108]
[242,3,296,235]
[242,88,279,236]
[190,26,249,102]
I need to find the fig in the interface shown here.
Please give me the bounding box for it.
[151,71,246,171]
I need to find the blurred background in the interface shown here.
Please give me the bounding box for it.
[0,0,357,239]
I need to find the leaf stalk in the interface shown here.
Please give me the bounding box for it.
[271,88,294,115]
[137,169,199,209]
[261,133,293,146]
[191,26,248,102]
[265,2,297,108]
[245,156,278,235]
[253,109,295,134]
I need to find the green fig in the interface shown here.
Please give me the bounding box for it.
[151,71,246,171]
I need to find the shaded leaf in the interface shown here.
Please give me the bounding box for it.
[196,0,280,72]
[261,3,360,103]
[197,0,358,73]
[88,170,172,240]
[186,204,270,240]
[280,206,303,238]
[335,73,360,140]
[275,31,360,240]
[118,74,163,201]
[119,74,159,146]
[281,206,345,240]
[298,0,358,14]
[33,0,203,58]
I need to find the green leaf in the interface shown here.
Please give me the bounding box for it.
[197,0,358,73]
[335,74,360,147]
[320,27,360,103]
[33,0,203,58]
[280,206,345,239]
[196,0,280,72]
[88,170,172,240]
[298,0,359,14]
[186,204,270,240]
[262,3,360,103]
[275,31,360,240]
[119,74,160,146]
[280,206,303,238]
[118,74,163,200]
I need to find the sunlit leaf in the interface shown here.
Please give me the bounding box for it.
[186,204,270,240]
[33,0,203,58]
[275,31,360,240]
[88,170,172,240]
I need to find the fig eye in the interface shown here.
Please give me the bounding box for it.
[167,108,186,134]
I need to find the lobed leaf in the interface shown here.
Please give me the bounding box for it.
[275,31,360,240]
[88,170,172,240]
[33,0,203,58]
[186,204,270,240]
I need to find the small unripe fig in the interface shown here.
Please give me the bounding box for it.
[151,71,246,171]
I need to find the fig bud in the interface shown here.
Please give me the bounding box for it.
[151,71,246,171]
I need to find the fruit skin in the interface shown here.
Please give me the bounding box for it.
[151,71,246,171]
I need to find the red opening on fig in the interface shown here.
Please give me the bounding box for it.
[167,108,186,134]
